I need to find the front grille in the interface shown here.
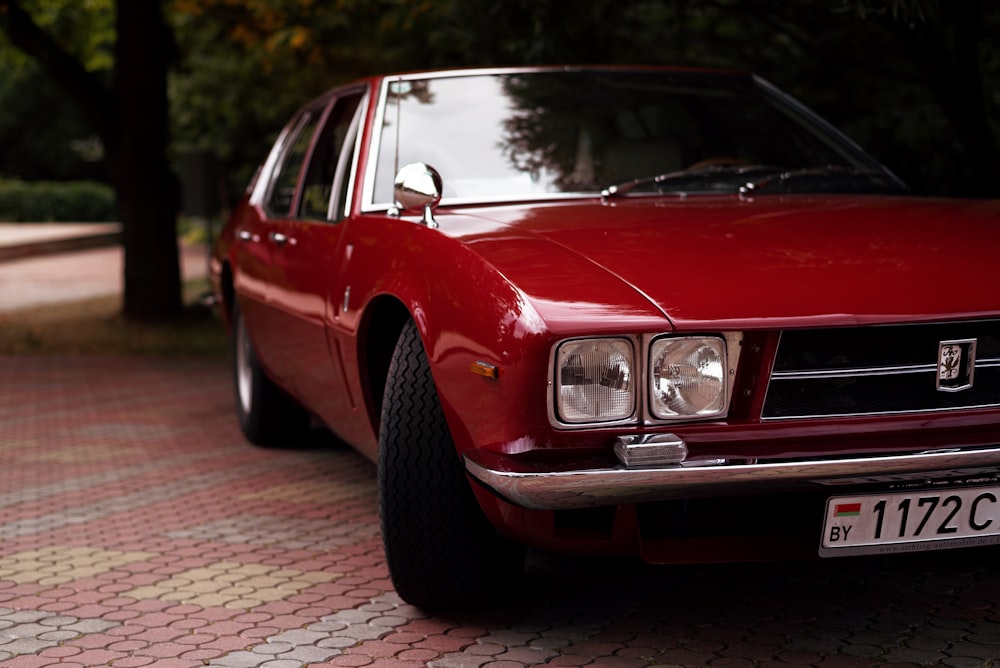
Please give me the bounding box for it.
[761,320,1000,420]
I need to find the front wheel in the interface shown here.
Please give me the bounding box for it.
[378,320,524,611]
[231,301,308,447]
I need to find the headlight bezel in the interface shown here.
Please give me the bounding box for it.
[549,333,740,429]
[550,336,638,426]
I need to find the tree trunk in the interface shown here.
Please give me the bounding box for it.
[110,0,183,320]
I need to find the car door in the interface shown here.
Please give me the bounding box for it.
[257,89,367,424]
[237,97,327,386]
[230,108,309,354]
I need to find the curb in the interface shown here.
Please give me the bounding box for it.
[0,227,122,262]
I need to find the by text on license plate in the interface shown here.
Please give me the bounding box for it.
[820,486,1000,556]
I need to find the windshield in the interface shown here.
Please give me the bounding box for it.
[369,70,900,205]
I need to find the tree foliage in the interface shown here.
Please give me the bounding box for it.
[166,0,999,199]
[0,58,98,181]
[168,0,447,194]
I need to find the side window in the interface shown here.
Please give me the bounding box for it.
[264,109,321,216]
[298,92,364,221]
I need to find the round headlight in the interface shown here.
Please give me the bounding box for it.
[650,337,727,419]
[555,338,635,424]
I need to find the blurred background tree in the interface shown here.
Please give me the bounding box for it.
[1,0,997,320]
[0,0,111,182]
[0,0,181,320]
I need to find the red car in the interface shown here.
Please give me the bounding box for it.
[212,66,1000,610]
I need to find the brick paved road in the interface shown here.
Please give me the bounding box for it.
[2,355,1000,668]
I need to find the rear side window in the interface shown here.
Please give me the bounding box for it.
[264,109,321,216]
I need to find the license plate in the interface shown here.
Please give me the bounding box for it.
[820,486,1000,556]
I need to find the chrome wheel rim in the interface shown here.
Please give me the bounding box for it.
[235,315,254,415]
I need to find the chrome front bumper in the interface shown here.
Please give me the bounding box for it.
[464,443,1000,510]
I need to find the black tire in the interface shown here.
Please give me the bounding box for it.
[378,320,524,611]
[231,301,309,447]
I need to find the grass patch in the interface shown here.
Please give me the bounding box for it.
[0,279,230,357]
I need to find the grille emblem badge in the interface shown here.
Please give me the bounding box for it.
[937,339,976,392]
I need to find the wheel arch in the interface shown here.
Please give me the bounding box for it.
[358,294,412,439]
[219,261,236,327]
[347,218,556,458]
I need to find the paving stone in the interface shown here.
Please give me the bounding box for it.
[0,637,60,655]
[883,647,949,664]
[282,644,343,663]
[941,658,993,668]
[319,636,362,650]
[783,635,845,654]
[207,650,271,667]
[546,656,594,666]
[427,653,493,668]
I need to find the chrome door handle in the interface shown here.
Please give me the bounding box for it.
[269,231,289,246]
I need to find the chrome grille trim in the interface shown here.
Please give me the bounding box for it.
[771,357,1000,381]
[770,363,934,380]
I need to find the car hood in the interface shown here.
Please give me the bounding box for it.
[451,195,1000,331]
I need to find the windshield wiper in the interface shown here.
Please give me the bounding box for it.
[602,165,908,199]
[740,167,909,195]
[602,164,784,199]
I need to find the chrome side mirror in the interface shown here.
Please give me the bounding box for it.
[393,162,442,228]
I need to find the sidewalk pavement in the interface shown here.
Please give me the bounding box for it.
[0,223,209,312]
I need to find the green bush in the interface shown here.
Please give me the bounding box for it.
[0,179,117,222]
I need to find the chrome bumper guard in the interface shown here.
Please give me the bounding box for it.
[464,438,1000,510]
